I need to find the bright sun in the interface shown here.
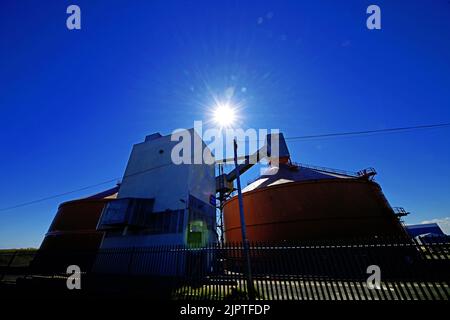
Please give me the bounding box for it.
[212,103,236,128]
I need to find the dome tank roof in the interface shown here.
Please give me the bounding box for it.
[243,162,357,193]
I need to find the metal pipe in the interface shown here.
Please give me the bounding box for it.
[233,138,256,300]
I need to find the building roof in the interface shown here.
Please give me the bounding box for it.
[84,186,119,200]
[405,223,446,237]
[243,163,357,193]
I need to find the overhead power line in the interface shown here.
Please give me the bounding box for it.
[0,179,119,212]
[0,162,173,213]
[0,122,449,213]
[284,123,450,141]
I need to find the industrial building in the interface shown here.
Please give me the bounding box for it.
[406,223,445,238]
[405,223,447,244]
[96,130,216,249]
[38,128,410,268]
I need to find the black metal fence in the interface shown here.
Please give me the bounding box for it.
[1,236,449,300]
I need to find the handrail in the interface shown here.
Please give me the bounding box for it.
[245,163,377,186]
[393,207,409,217]
[292,162,361,178]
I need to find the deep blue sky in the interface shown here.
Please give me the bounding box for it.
[1,0,450,248]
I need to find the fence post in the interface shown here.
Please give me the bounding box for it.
[127,247,135,276]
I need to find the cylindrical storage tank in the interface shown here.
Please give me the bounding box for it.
[35,187,117,271]
[40,198,110,252]
[223,164,406,242]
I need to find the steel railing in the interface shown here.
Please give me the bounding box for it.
[1,237,449,300]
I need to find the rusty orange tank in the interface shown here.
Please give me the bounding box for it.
[223,162,407,242]
[34,187,118,271]
[39,186,118,252]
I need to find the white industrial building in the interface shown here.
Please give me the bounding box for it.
[93,129,216,274]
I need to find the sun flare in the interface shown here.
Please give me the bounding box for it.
[212,103,237,128]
